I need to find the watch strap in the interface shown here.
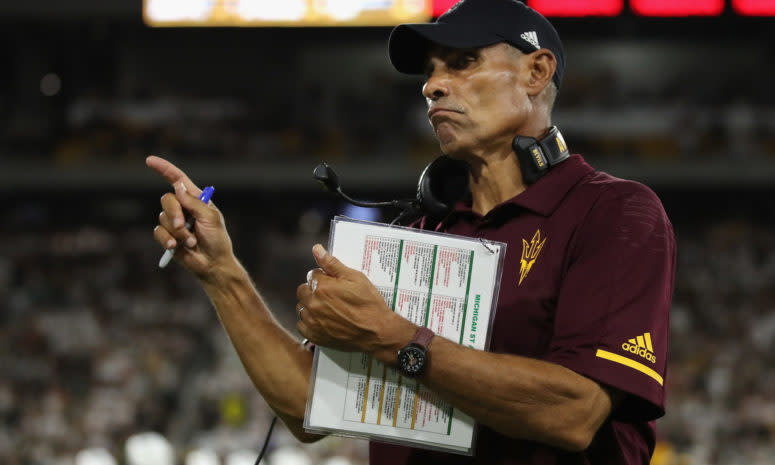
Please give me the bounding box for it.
[411,327,435,350]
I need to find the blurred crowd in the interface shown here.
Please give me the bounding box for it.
[0,203,363,465]
[1,197,775,464]
[5,78,774,167]
[1,40,774,167]
[656,219,775,465]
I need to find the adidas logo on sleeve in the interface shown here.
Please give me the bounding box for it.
[595,332,662,385]
[621,332,656,363]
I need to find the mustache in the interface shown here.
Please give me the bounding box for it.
[427,102,465,113]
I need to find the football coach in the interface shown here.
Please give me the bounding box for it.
[148,0,676,463]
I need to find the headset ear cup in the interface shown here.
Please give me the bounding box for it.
[512,126,570,185]
[416,156,470,220]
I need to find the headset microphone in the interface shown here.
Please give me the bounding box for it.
[313,162,419,223]
[313,126,569,226]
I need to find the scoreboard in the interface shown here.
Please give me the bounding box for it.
[143,0,775,27]
[436,0,775,17]
[143,0,432,27]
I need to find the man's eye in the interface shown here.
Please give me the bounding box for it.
[452,53,476,68]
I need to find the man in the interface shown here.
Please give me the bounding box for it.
[148,0,676,463]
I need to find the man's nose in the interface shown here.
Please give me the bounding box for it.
[422,73,449,101]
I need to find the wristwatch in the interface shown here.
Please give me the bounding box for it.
[397,327,435,378]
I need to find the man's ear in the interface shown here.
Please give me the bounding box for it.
[525,49,556,97]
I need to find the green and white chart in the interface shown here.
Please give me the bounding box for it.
[304,216,506,455]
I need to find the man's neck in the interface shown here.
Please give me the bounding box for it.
[468,148,526,216]
[458,120,552,216]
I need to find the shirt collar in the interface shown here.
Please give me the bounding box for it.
[505,154,594,216]
[437,154,593,228]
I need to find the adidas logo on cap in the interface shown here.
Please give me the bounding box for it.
[621,332,656,364]
[520,30,540,49]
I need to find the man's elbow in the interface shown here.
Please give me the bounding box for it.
[282,417,327,444]
[555,428,595,452]
[561,391,615,451]
[516,416,598,452]
[294,430,326,444]
[546,388,614,452]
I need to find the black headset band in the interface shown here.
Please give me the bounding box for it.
[512,126,570,185]
[314,126,571,227]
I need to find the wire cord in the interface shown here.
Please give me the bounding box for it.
[254,415,278,465]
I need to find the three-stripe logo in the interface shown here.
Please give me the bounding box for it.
[520,31,540,49]
[621,332,656,364]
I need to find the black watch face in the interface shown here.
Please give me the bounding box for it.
[398,345,426,377]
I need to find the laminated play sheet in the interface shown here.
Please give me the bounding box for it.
[304,216,506,455]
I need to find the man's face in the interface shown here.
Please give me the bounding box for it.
[423,43,530,158]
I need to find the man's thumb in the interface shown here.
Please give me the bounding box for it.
[312,244,347,277]
[175,182,210,220]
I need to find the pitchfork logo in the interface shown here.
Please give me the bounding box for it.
[519,229,547,285]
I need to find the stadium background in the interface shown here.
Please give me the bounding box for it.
[1,1,774,464]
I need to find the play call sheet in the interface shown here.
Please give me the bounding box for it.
[304,217,505,454]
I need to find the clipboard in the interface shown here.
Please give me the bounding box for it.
[303,216,507,455]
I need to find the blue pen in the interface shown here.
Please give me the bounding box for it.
[158,186,215,269]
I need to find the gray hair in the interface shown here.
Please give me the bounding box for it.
[505,43,558,110]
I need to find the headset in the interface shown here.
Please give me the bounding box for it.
[313,126,570,225]
[512,125,570,185]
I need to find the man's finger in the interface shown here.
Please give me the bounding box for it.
[153,225,177,250]
[297,282,312,302]
[146,155,202,196]
[312,244,350,278]
[160,193,185,229]
[159,208,197,247]
[174,182,213,222]
[297,320,309,339]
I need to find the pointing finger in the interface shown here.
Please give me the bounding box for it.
[146,155,202,197]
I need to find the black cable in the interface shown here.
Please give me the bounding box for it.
[252,336,311,464]
[254,415,278,465]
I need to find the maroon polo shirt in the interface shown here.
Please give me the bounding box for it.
[370,154,676,465]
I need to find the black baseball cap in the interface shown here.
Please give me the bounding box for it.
[388,0,565,89]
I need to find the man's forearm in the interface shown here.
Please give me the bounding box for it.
[376,333,612,451]
[200,258,319,441]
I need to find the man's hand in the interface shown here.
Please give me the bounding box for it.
[296,244,416,360]
[147,155,235,281]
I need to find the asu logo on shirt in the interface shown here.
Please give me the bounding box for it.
[519,230,546,285]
